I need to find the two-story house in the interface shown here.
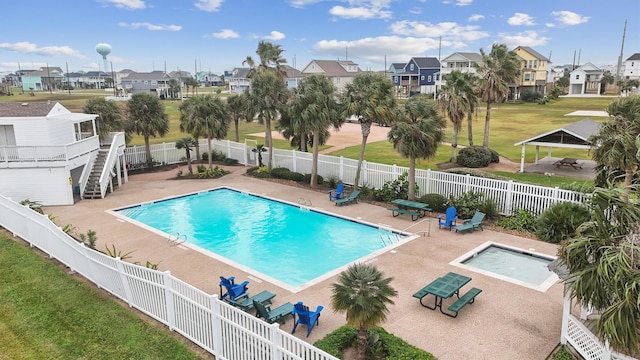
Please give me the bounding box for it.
[21,67,64,92]
[120,71,173,97]
[391,57,440,97]
[226,68,251,94]
[196,72,224,87]
[440,52,482,77]
[300,60,361,93]
[513,46,550,98]
[569,62,604,95]
[0,102,127,205]
[623,53,640,80]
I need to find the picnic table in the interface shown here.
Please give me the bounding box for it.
[390,199,431,217]
[553,158,582,170]
[412,272,471,317]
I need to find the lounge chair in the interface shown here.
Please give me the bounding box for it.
[219,275,249,301]
[454,212,486,233]
[328,183,344,201]
[437,206,457,230]
[253,300,294,324]
[334,190,360,206]
[291,301,324,337]
[226,290,276,311]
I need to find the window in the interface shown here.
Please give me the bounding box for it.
[533,60,538,68]
[427,75,432,82]
[421,75,425,80]
[528,60,533,68]
[394,76,398,82]
[410,64,414,71]
[575,74,580,80]
[524,73,531,81]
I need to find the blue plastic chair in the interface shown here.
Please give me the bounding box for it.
[292,301,324,337]
[219,276,249,301]
[328,183,344,201]
[437,206,458,230]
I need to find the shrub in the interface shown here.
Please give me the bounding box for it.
[419,193,448,213]
[559,181,594,194]
[223,157,238,165]
[495,208,537,233]
[246,166,271,178]
[520,91,543,102]
[303,173,323,184]
[197,165,229,179]
[488,148,500,163]
[211,150,226,161]
[201,152,208,161]
[373,172,416,202]
[535,202,590,243]
[327,176,339,189]
[270,167,304,181]
[450,190,485,219]
[456,146,492,168]
[481,198,500,219]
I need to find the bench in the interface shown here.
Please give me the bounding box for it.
[387,207,420,221]
[447,287,482,318]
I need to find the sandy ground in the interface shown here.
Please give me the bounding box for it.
[564,110,608,117]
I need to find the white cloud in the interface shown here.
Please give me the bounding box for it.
[390,20,489,41]
[194,0,223,12]
[99,0,145,10]
[210,29,239,39]
[0,42,85,59]
[498,31,549,47]
[118,22,182,31]
[545,23,555,28]
[551,11,589,25]
[264,31,286,41]
[329,5,391,19]
[508,13,535,26]
[409,7,422,15]
[456,0,473,6]
[468,14,484,21]
[288,0,324,8]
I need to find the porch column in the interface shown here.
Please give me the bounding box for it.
[519,144,526,173]
[560,284,571,345]
[535,146,540,163]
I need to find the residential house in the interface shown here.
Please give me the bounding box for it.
[569,63,604,95]
[0,102,127,205]
[623,53,640,80]
[300,60,361,93]
[21,67,64,92]
[120,71,173,97]
[283,65,305,89]
[226,68,251,94]
[63,71,110,89]
[440,52,482,76]
[513,46,550,98]
[391,57,440,97]
[196,72,224,87]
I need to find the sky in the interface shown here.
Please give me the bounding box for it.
[1,0,638,76]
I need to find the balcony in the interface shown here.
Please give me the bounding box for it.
[0,136,100,168]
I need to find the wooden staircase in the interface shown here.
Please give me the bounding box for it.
[83,149,109,199]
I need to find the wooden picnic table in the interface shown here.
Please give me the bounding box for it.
[390,199,432,217]
[412,272,471,317]
[553,158,582,170]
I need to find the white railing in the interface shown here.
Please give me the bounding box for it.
[566,315,607,360]
[123,139,589,216]
[0,136,99,167]
[78,151,98,197]
[0,194,338,360]
[98,132,126,199]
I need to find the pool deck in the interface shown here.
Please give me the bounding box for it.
[45,166,564,360]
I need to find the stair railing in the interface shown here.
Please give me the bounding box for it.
[98,132,126,199]
[78,150,98,197]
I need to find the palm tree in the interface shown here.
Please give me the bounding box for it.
[331,263,397,360]
[179,94,230,169]
[289,74,342,186]
[227,93,255,143]
[126,93,169,165]
[476,43,520,148]
[560,185,640,356]
[438,71,468,162]
[462,72,479,146]
[83,97,126,141]
[388,95,446,200]
[252,144,267,167]
[342,73,396,188]
[175,137,198,174]
[590,96,640,200]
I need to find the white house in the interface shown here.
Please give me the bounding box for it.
[300,60,361,93]
[623,53,640,80]
[569,62,604,95]
[0,101,127,205]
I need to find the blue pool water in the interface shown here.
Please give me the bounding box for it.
[116,188,406,289]
[461,244,553,287]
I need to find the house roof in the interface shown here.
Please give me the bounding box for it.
[442,52,482,62]
[411,57,440,68]
[121,71,170,81]
[514,118,601,146]
[572,62,602,73]
[282,65,304,78]
[515,46,550,61]
[305,60,361,77]
[229,68,250,78]
[0,102,57,117]
[391,63,405,70]
[626,53,640,61]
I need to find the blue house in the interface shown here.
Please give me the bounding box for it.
[391,57,440,97]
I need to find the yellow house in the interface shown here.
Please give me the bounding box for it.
[513,46,550,97]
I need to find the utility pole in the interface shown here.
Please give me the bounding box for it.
[616,19,627,80]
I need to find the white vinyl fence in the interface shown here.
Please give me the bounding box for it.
[0,194,338,360]
[124,139,589,216]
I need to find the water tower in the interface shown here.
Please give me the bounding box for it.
[95,42,111,73]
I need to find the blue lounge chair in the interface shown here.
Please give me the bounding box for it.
[454,212,486,233]
[329,183,344,201]
[219,275,249,301]
[437,206,457,230]
[253,300,294,324]
[334,190,360,206]
[291,301,324,337]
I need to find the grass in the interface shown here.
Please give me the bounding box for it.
[0,233,205,360]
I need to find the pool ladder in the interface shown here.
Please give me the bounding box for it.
[168,232,187,246]
[380,234,402,246]
[297,197,312,207]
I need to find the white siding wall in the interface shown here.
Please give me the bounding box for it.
[46,119,75,145]
[0,167,73,205]
[10,118,51,145]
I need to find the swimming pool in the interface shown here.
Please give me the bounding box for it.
[112,187,413,291]
[451,242,558,292]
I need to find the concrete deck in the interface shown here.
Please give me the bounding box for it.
[525,156,597,180]
[45,166,564,360]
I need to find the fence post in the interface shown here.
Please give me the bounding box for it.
[115,257,133,306]
[269,323,282,360]
[292,150,297,172]
[339,156,344,181]
[465,174,471,192]
[163,143,168,164]
[163,271,176,331]
[226,140,231,158]
[505,180,514,216]
[362,160,367,187]
[210,295,223,358]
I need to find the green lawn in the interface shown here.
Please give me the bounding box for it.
[0,233,205,360]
